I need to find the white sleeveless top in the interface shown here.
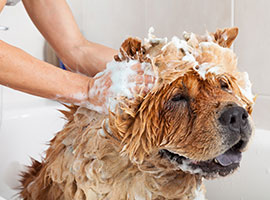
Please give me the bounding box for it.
[6,0,21,6]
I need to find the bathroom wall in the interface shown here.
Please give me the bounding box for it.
[0,3,44,60]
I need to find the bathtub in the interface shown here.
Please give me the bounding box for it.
[0,88,269,200]
[0,88,66,200]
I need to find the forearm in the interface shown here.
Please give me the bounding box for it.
[22,0,117,76]
[0,40,91,104]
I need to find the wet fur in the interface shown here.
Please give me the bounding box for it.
[20,28,254,200]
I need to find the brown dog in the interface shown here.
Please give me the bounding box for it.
[20,27,254,200]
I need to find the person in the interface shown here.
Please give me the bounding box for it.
[0,0,154,113]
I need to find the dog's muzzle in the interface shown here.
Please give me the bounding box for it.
[218,105,252,151]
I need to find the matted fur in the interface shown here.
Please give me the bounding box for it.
[20,28,254,200]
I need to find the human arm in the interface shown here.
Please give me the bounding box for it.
[0,40,155,112]
[0,40,91,104]
[22,0,117,76]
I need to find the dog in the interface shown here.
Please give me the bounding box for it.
[20,27,255,200]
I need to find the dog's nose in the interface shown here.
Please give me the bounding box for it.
[219,106,248,133]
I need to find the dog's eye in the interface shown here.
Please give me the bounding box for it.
[171,94,188,102]
[220,80,230,90]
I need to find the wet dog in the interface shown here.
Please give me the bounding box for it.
[20,27,254,200]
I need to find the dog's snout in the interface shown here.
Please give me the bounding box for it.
[219,106,249,133]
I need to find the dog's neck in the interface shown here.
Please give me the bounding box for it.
[78,109,205,199]
[66,107,205,200]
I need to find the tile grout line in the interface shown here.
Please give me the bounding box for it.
[81,0,86,37]
[231,0,235,50]
[231,0,235,27]
[145,0,148,36]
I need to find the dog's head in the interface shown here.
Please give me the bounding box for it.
[107,27,255,179]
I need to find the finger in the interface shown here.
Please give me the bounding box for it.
[94,71,112,87]
[128,75,143,84]
[144,75,156,85]
[130,63,142,71]
[131,85,141,95]
[132,85,151,96]
[132,75,155,85]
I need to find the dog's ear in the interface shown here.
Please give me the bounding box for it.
[108,93,161,164]
[114,37,150,63]
[213,27,238,48]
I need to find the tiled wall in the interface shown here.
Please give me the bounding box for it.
[80,0,232,48]
[0,3,44,60]
[233,0,270,130]
[80,0,269,130]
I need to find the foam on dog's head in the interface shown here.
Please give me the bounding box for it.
[107,27,255,165]
[145,27,254,108]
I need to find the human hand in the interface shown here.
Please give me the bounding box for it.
[87,60,156,114]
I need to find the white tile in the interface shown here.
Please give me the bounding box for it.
[146,0,232,39]
[0,2,45,60]
[82,0,147,49]
[66,0,83,30]
[252,95,270,130]
[234,0,270,96]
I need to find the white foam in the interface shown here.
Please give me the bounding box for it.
[205,32,214,42]
[87,59,156,114]
[239,72,254,103]
[206,65,223,76]
[162,36,199,67]
[166,150,205,175]
[145,27,168,45]
[108,60,138,99]
[141,62,155,77]
[94,70,105,78]
[84,103,104,114]
[85,28,254,114]
[194,187,206,200]
[222,32,228,41]
[171,36,190,52]
[179,159,204,175]
[193,63,211,80]
[182,53,197,63]
[70,92,88,101]
[98,129,106,137]
[134,193,145,200]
